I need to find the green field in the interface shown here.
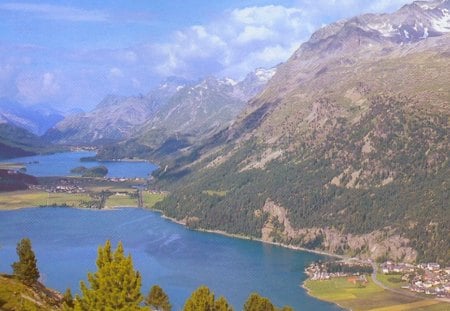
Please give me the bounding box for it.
[0,163,26,170]
[142,191,166,208]
[376,273,409,289]
[202,190,228,197]
[0,188,167,210]
[304,277,449,311]
[105,193,137,208]
[0,191,90,209]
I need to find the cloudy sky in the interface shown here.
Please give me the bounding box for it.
[0,0,412,111]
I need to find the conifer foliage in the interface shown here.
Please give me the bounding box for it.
[11,238,40,285]
[145,285,172,311]
[243,293,293,311]
[183,286,233,311]
[73,240,147,311]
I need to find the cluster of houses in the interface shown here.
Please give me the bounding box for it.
[107,177,146,182]
[30,180,85,194]
[305,261,371,281]
[381,261,416,274]
[381,261,450,298]
[107,177,131,182]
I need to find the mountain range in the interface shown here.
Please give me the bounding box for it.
[153,0,450,264]
[0,100,64,159]
[0,99,64,136]
[44,68,276,150]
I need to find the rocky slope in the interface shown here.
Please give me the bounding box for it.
[136,68,276,148]
[154,0,450,264]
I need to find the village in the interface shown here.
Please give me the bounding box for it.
[305,260,373,282]
[381,261,450,298]
[306,260,450,299]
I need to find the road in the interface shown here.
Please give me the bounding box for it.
[369,261,426,299]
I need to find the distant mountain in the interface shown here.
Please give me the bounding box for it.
[46,68,276,151]
[44,77,192,145]
[154,0,450,264]
[44,95,156,145]
[136,68,276,148]
[0,99,64,135]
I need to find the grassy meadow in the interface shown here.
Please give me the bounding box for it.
[0,191,91,209]
[0,179,166,210]
[304,277,449,311]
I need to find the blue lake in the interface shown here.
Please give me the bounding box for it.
[0,208,340,311]
[0,151,157,178]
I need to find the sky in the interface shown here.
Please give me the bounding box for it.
[0,0,413,111]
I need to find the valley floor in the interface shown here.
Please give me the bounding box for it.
[304,276,450,311]
[0,177,166,210]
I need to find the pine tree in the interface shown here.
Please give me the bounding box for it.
[11,238,40,285]
[183,286,215,311]
[243,293,274,311]
[74,240,148,311]
[214,296,233,311]
[183,286,234,311]
[145,285,171,311]
[62,288,75,310]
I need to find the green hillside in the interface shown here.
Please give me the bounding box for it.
[0,123,59,159]
[0,274,62,310]
[152,10,450,264]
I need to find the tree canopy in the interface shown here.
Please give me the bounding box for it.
[183,286,233,311]
[11,238,40,285]
[145,285,171,311]
[74,240,147,311]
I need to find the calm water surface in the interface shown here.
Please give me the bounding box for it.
[0,151,157,178]
[0,208,340,310]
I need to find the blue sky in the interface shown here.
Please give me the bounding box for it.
[0,0,412,111]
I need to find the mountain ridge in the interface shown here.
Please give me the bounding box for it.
[153,0,450,264]
[0,99,64,136]
[45,67,276,148]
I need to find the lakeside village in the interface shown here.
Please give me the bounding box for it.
[306,260,450,298]
[29,177,153,194]
[28,176,152,194]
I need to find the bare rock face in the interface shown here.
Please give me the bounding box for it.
[259,199,417,262]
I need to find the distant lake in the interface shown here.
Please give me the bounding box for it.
[0,208,340,310]
[0,151,157,178]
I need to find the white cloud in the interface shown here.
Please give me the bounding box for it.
[236,26,274,44]
[108,67,124,79]
[131,78,141,89]
[0,2,108,22]
[150,5,311,79]
[16,71,60,104]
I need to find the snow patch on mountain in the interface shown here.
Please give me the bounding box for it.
[432,8,450,32]
[368,22,397,37]
[255,68,277,82]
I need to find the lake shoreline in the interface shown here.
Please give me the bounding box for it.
[300,282,347,311]
[0,203,343,260]
[156,210,344,260]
